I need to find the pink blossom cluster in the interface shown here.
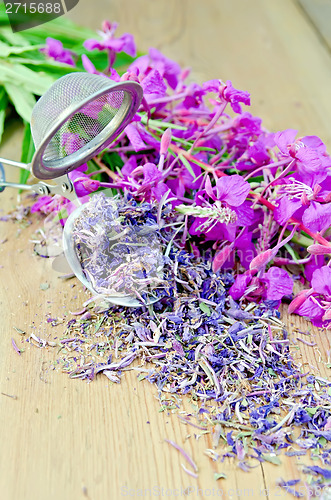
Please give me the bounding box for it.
[37,22,331,328]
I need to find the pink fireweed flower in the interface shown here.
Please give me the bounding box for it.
[30,195,70,215]
[68,171,100,197]
[291,266,331,328]
[274,129,331,184]
[82,54,121,81]
[202,80,251,114]
[222,80,251,114]
[273,174,331,229]
[40,38,75,66]
[119,161,172,203]
[129,48,181,90]
[84,21,136,60]
[189,174,253,242]
[229,267,293,305]
[166,161,201,198]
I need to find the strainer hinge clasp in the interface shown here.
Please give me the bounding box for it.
[31,175,77,201]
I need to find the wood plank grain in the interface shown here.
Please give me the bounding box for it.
[1,1,331,499]
[298,0,331,51]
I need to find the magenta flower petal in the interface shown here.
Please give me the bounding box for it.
[229,274,252,300]
[143,163,163,183]
[151,183,170,202]
[295,147,323,173]
[295,296,324,321]
[205,175,216,200]
[261,267,293,300]
[84,32,136,58]
[301,135,327,154]
[41,37,75,66]
[121,156,138,177]
[222,80,251,114]
[148,48,181,89]
[305,255,325,283]
[81,54,98,74]
[125,124,146,152]
[233,201,257,226]
[68,171,100,197]
[83,39,103,51]
[302,201,331,232]
[215,175,250,207]
[104,32,136,57]
[235,230,256,269]
[202,79,221,94]
[274,197,302,225]
[141,69,167,96]
[274,129,298,155]
[311,266,331,296]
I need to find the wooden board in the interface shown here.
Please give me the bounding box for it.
[1,1,331,499]
[298,0,331,51]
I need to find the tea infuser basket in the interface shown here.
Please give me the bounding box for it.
[0,72,143,198]
[62,202,162,308]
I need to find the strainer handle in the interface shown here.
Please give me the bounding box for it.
[0,158,30,171]
[0,165,77,202]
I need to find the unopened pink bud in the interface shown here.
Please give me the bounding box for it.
[273,257,291,265]
[160,128,172,157]
[288,289,311,314]
[69,171,100,197]
[212,245,233,272]
[249,249,276,272]
[308,244,331,255]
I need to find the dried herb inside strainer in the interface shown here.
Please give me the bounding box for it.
[71,193,168,299]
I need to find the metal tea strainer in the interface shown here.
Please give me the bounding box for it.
[0,72,143,199]
[62,194,165,308]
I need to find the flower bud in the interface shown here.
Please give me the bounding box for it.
[288,289,312,314]
[307,244,331,255]
[69,171,100,197]
[273,257,291,265]
[212,245,233,272]
[249,249,277,272]
[160,128,172,157]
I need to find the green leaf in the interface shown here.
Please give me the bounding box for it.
[0,27,28,46]
[214,473,227,481]
[178,153,198,181]
[261,453,281,465]
[19,123,35,185]
[0,86,7,144]
[0,40,42,57]
[102,152,124,171]
[4,83,36,122]
[199,302,211,316]
[306,407,319,416]
[0,60,55,95]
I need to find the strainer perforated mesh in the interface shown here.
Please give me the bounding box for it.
[42,91,124,162]
[30,73,143,180]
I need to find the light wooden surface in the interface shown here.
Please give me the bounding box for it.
[0,1,331,499]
